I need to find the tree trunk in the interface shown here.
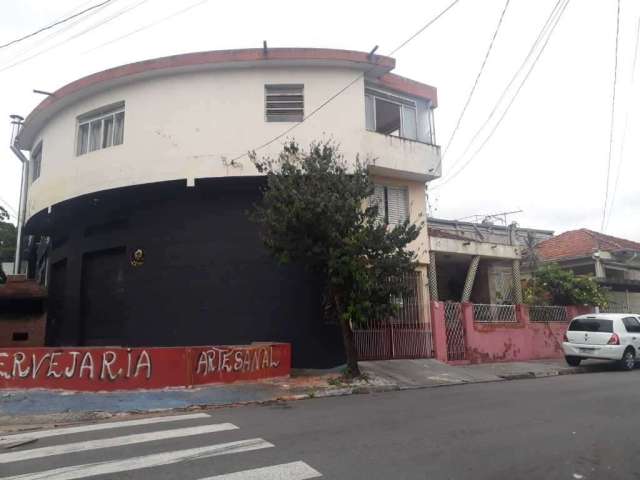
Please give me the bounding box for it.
[339,315,361,378]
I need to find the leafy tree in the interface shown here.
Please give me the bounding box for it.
[0,206,17,264]
[523,263,608,307]
[251,142,421,377]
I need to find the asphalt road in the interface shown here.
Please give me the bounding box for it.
[3,370,640,479]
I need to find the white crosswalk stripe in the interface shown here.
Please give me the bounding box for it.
[200,461,322,479]
[1,412,323,479]
[2,438,275,480]
[0,412,211,446]
[0,423,238,463]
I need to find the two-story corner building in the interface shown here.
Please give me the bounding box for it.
[10,48,441,367]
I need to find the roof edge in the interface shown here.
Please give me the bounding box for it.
[17,47,437,148]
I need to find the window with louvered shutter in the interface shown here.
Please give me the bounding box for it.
[369,184,386,222]
[386,186,409,225]
[265,84,304,122]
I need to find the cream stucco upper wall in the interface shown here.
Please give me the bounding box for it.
[26,65,439,220]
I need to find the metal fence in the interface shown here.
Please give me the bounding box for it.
[354,271,433,360]
[600,302,631,314]
[444,302,466,361]
[529,305,569,322]
[473,304,517,323]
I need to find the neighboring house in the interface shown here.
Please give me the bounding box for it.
[535,229,640,313]
[427,217,553,304]
[9,48,441,367]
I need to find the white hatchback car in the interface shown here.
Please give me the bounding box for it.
[563,313,640,370]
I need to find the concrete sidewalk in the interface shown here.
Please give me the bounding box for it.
[0,358,614,431]
[360,358,614,387]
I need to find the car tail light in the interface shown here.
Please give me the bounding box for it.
[563,332,569,342]
[607,333,620,345]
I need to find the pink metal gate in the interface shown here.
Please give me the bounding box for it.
[444,302,467,361]
[354,272,433,360]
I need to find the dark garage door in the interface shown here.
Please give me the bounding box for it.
[80,247,126,345]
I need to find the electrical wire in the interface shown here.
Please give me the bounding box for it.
[0,0,152,73]
[442,0,511,157]
[0,0,114,49]
[225,0,463,163]
[441,0,566,178]
[82,0,210,53]
[432,0,570,190]
[600,0,623,232]
[605,17,640,232]
[0,0,120,65]
[0,198,18,219]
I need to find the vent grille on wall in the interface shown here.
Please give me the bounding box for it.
[265,84,304,122]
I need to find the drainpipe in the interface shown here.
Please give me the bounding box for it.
[9,114,29,275]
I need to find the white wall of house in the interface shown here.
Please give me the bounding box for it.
[25,65,439,222]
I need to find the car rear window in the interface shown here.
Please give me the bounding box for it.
[568,318,613,333]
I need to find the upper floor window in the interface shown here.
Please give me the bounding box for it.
[265,84,304,122]
[369,184,409,226]
[31,141,42,182]
[76,102,125,156]
[365,89,417,141]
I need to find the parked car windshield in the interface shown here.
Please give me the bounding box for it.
[568,318,613,333]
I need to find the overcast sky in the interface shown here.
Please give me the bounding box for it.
[1,0,638,240]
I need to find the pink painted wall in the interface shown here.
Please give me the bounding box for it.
[432,302,594,364]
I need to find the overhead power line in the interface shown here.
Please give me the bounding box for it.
[83,0,210,53]
[443,0,511,157]
[0,197,18,219]
[2,0,119,65]
[0,0,151,73]
[442,0,567,178]
[432,0,570,190]
[0,0,114,50]
[605,16,640,231]
[600,0,622,232]
[225,0,462,164]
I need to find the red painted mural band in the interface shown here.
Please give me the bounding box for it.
[0,343,291,392]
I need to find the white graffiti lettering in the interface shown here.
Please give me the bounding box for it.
[0,353,9,380]
[134,350,152,379]
[196,346,281,376]
[46,352,63,378]
[32,353,50,379]
[100,351,120,380]
[0,349,155,382]
[64,351,81,378]
[12,352,30,378]
[79,352,94,379]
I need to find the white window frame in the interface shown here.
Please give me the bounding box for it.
[365,87,418,141]
[31,141,43,182]
[76,103,125,156]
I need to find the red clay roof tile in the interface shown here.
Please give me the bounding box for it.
[536,229,640,261]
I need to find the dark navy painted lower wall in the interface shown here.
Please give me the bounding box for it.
[27,177,345,368]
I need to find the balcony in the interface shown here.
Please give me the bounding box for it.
[362,130,441,182]
[363,88,441,181]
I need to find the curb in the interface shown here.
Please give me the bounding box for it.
[1,364,609,432]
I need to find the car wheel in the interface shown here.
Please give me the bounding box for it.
[620,348,636,371]
[565,356,581,367]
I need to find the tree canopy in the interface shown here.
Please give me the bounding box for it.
[0,206,17,264]
[251,141,422,376]
[523,263,608,307]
